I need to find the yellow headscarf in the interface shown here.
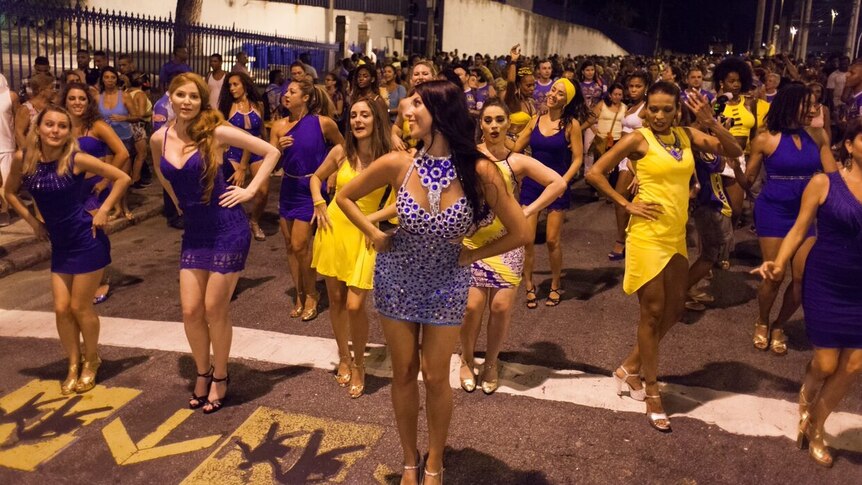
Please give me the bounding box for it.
[555,78,577,106]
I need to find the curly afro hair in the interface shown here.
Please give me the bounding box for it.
[713,57,754,93]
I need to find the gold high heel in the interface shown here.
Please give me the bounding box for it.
[289,295,304,318]
[799,384,814,420]
[770,328,788,356]
[753,322,769,350]
[480,360,499,395]
[645,391,672,433]
[61,362,80,395]
[797,415,833,468]
[301,292,319,322]
[75,356,102,393]
[335,355,352,387]
[348,364,365,399]
[459,358,476,393]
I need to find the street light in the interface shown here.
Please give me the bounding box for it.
[831,9,839,34]
[790,25,798,54]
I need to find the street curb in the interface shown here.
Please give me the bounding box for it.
[0,198,165,279]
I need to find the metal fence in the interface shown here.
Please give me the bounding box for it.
[0,0,340,91]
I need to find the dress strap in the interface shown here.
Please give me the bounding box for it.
[400,161,416,189]
[162,124,170,156]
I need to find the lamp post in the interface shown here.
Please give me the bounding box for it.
[789,26,797,55]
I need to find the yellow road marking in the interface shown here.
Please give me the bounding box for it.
[0,379,139,471]
[102,409,221,465]
[182,407,384,484]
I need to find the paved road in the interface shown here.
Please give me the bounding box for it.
[0,181,859,483]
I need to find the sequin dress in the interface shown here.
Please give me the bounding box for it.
[78,133,110,213]
[222,109,264,181]
[802,171,862,348]
[160,130,251,273]
[23,154,111,274]
[464,159,523,288]
[373,153,475,326]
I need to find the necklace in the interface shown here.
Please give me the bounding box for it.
[654,130,683,161]
[415,148,456,216]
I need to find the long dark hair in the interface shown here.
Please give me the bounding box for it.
[343,99,391,169]
[414,80,488,225]
[840,119,862,167]
[602,82,625,107]
[765,82,809,133]
[560,81,590,129]
[349,64,381,102]
[61,82,101,130]
[218,71,264,120]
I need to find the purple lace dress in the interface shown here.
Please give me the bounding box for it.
[22,154,111,274]
[373,152,476,326]
[160,132,251,273]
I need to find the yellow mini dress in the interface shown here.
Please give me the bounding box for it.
[463,160,523,288]
[311,161,393,290]
[623,127,694,295]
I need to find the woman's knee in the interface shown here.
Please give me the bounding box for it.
[69,298,94,321]
[489,298,513,318]
[842,352,862,375]
[420,364,450,390]
[182,302,206,324]
[290,237,309,255]
[391,360,420,384]
[345,298,367,318]
[810,354,840,378]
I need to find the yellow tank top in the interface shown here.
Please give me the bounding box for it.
[463,160,517,249]
[628,127,695,245]
[333,160,390,216]
[723,96,756,139]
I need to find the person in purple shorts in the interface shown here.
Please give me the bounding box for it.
[4,106,130,396]
[732,83,838,355]
[269,78,344,322]
[150,73,279,414]
[753,121,862,468]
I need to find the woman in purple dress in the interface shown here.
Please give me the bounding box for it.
[63,82,130,303]
[733,83,837,355]
[270,78,344,321]
[753,121,862,468]
[217,71,269,241]
[150,73,279,414]
[513,78,588,308]
[4,106,131,395]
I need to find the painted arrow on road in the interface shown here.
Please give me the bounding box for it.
[102,409,221,465]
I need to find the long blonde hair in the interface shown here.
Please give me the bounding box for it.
[167,72,227,204]
[22,106,78,177]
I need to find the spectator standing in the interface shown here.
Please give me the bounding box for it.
[159,46,192,92]
[265,69,286,120]
[206,53,227,110]
[0,73,19,227]
[299,53,318,82]
[18,56,54,100]
[231,52,250,77]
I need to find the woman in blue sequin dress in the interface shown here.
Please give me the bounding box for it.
[337,81,529,484]
[150,73,279,414]
[4,106,130,395]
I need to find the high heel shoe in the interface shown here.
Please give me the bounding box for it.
[645,392,672,433]
[480,360,499,395]
[797,415,833,467]
[798,385,814,420]
[301,292,319,322]
[422,467,444,484]
[75,356,102,393]
[61,362,80,395]
[203,374,230,414]
[459,358,476,393]
[769,328,788,356]
[189,366,214,409]
[335,356,352,387]
[753,321,770,351]
[403,453,422,483]
[613,365,645,401]
[289,295,304,318]
[250,221,266,241]
[348,364,365,399]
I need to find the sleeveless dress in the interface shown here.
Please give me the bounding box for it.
[802,171,862,348]
[374,153,476,326]
[78,132,111,213]
[618,102,644,172]
[624,127,694,294]
[222,109,264,181]
[99,92,133,141]
[279,115,328,222]
[160,130,251,273]
[464,159,523,288]
[311,161,391,290]
[22,154,111,274]
[520,116,571,211]
[754,130,821,238]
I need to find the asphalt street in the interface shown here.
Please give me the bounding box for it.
[0,180,859,484]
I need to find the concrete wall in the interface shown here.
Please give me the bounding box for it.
[441,0,627,56]
[83,0,402,55]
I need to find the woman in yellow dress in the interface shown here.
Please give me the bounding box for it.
[459,99,566,394]
[310,99,394,398]
[586,81,742,432]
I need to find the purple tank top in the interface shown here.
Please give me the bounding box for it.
[281,115,327,177]
[764,130,821,181]
[78,135,109,158]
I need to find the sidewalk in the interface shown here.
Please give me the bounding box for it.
[0,185,165,278]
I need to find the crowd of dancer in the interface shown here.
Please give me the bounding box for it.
[1,42,861,481]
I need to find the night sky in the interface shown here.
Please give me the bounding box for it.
[574,0,758,54]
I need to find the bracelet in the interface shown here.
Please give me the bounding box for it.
[313,199,326,207]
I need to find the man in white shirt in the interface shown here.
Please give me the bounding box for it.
[206,53,227,110]
[827,56,850,115]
